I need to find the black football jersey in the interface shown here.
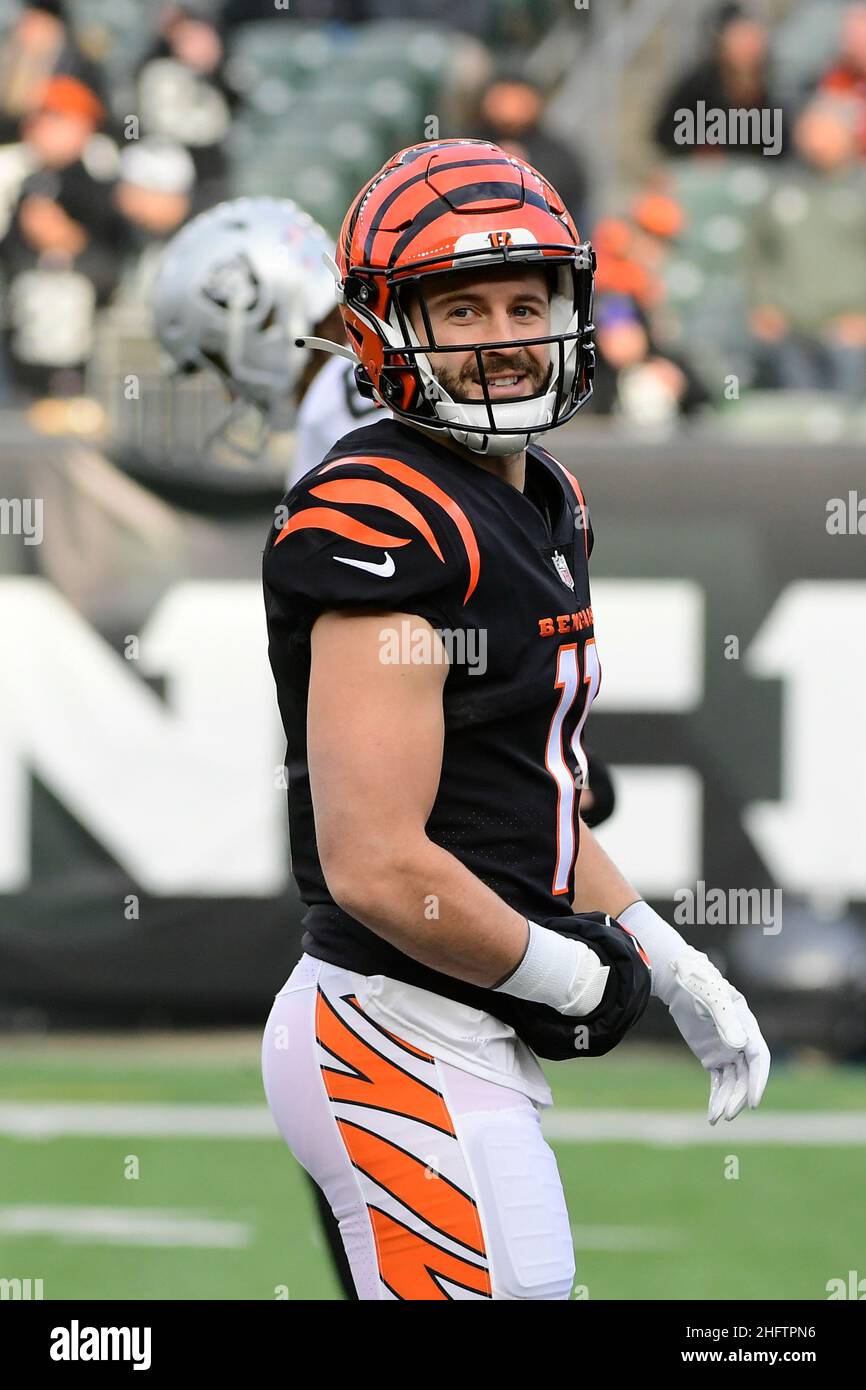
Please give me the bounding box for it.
[262,417,600,1014]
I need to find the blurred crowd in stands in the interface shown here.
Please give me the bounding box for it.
[0,0,863,436]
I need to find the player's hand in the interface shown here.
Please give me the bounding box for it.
[665,950,771,1124]
[489,912,652,1061]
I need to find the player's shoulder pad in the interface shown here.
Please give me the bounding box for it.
[263,438,481,618]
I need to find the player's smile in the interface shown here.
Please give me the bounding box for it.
[461,367,539,400]
[476,365,534,398]
[438,348,550,403]
[486,373,525,392]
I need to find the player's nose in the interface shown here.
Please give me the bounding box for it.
[486,308,522,345]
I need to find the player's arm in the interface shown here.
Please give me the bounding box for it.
[571,818,639,919]
[308,608,529,986]
[573,819,771,1122]
[308,608,607,1016]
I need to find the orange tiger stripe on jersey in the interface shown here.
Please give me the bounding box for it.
[316,989,455,1136]
[369,1205,492,1300]
[273,507,412,551]
[552,460,589,560]
[318,455,480,604]
[310,478,445,562]
[336,1118,486,1256]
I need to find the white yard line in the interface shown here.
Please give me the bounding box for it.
[569,1225,686,1250]
[543,1109,866,1145]
[1,1102,865,1143]
[0,1206,251,1247]
[0,1201,674,1254]
[0,1103,275,1138]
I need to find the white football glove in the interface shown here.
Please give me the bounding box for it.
[618,901,771,1124]
[666,950,771,1123]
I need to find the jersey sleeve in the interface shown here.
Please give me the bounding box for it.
[263,456,471,630]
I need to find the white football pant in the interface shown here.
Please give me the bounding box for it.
[262,954,576,1300]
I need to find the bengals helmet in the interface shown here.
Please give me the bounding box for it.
[334,139,596,456]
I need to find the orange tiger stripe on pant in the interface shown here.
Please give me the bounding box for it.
[336,1117,486,1255]
[369,1206,492,1300]
[315,988,456,1136]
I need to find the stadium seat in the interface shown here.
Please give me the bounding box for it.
[225,19,342,101]
[342,21,452,104]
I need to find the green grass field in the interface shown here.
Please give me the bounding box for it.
[1,1036,863,1300]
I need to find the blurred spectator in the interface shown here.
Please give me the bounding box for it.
[590,292,710,423]
[654,3,787,160]
[113,139,195,306]
[0,0,105,146]
[818,2,866,157]
[135,4,234,211]
[746,95,866,396]
[594,189,685,312]
[470,73,588,228]
[0,74,122,396]
[594,218,654,306]
[0,135,38,241]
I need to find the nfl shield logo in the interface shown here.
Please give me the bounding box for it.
[552,550,575,590]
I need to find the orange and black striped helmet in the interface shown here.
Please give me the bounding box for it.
[335,138,596,456]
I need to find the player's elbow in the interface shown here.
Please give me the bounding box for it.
[319,828,428,923]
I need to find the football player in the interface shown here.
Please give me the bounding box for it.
[260,139,770,1301]
[151,194,379,479]
[152,190,617,1299]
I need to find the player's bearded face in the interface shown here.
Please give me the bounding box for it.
[404,265,553,403]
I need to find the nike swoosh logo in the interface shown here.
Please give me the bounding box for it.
[333,551,396,577]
